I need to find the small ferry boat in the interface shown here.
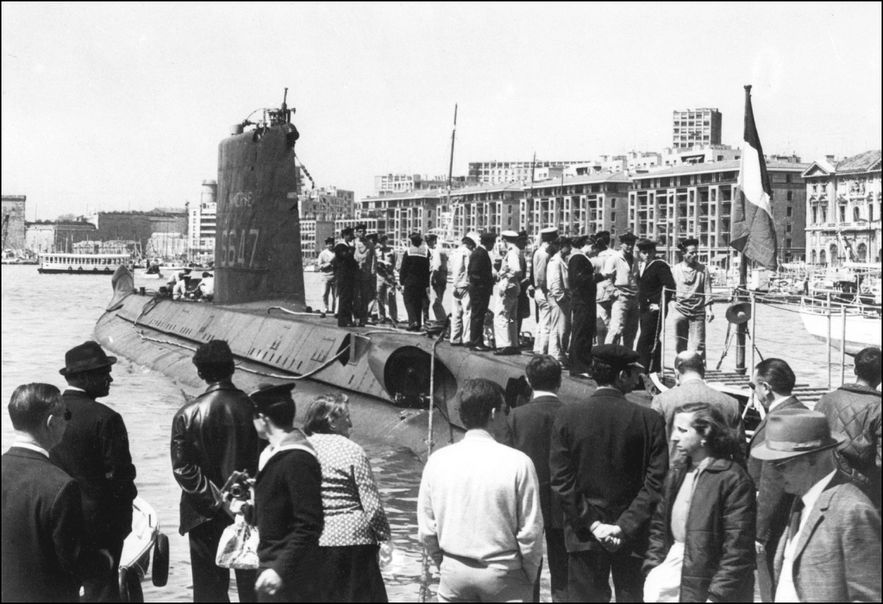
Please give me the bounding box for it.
[38,252,132,274]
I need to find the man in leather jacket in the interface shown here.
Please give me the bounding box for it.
[171,340,261,602]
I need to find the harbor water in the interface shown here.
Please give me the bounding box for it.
[1,264,856,601]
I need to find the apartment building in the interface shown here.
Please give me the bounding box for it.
[468,160,589,185]
[672,108,722,150]
[802,150,882,264]
[628,160,808,266]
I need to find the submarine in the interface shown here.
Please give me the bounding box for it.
[94,94,633,458]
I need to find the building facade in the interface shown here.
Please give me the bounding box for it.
[374,174,469,196]
[188,180,217,262]
[468,160,589,185]
[628,160,808,266]
[802,150,882,265]
[2,195,27,250]
[299,186,356,221]
[25,221,98,253]
[672,108,722,150]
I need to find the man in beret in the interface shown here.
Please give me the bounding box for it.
[494,231,524,355]
[634,238,675,374]
[550,344,668,602]
[751,409,881,602]
[532,228,559,356]
[317,237,337,315]
[568,235,598,378]
[51,341,137,602]
[249,383,323,602]
[602,232,639,349]
[672,237,715,358]
[171,340,260,602]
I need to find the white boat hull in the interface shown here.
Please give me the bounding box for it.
[799,307,882,354]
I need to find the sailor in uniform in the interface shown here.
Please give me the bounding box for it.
[494,231,523,356]
[532,227,559,356]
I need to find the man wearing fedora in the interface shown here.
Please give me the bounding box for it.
[171,340,260,602]
[751,409,881,602]
[747,358,808,602]
[51,340,137,602]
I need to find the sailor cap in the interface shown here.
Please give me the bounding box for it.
[501,230,519,241]
[540,227,559,242]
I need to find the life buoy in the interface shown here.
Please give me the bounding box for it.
[151,532,169,587]
[93,267,99,273]
[77,267,84,272]
[118,566,143,603]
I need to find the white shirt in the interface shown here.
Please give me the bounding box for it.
[417,429,544,579]
[12,437,49,458]
[547,254,569,302]
[774,469,838,603]
[449,245,470,290]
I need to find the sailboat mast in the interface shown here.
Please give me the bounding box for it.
[445,104,458,241]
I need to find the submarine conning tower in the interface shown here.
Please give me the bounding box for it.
[214,100,305,306]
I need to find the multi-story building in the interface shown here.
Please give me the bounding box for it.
[660,144,741,167]
[299,186,356,221]
[468,160,589,185]
[672,108,722,150]
[2,195,27,250]
[374,174,469,196]
[802,150,882,265]
[628,160,808,266]
[188,180,217,262]
[521,173,632,238]
[25,220,98,253]
[356,173,631,247]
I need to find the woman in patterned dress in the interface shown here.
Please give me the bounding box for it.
[304,393,391,602]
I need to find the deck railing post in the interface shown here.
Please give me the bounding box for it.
[840,304,847,386]
[826,292,832,390]
[750,290,757,375]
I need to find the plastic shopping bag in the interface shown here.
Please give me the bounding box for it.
[215,514,259,570]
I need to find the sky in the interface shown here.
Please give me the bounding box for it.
[2,2,881,221]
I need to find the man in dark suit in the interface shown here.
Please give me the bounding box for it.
[171,340,261,602]
[500,355,569,602]
[550,344,668,602]
[567,234,598,378]
[752,409,881,602]
[467,232,496,351]
[2,383,108,602]
[747,357,808,602]
[635,239,675,374]
[50,341,137,602]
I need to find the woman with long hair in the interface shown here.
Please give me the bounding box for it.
[303,393,390,602]
[643,402,756,602]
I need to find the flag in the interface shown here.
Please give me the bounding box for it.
[731,85,777,270]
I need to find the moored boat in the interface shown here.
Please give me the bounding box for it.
[797,296,882,354]
[118,496,169,602]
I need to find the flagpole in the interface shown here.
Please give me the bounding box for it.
[735,84,753,375]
